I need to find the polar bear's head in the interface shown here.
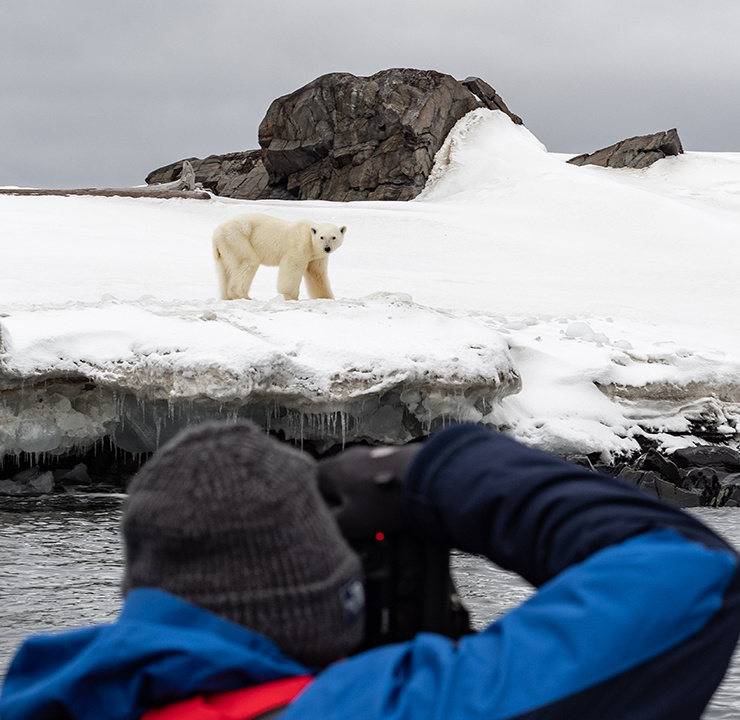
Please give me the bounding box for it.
[310,223,346,255]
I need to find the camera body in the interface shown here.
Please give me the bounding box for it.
[348,526,471,650]
[318,445,471,650]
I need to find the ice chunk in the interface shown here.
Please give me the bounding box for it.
[17,420,62,454]
[29,471,54,493]
[0,467,54,495]
[365,404,406,444]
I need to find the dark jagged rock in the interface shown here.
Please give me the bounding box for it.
[257,69,483,201]
[146,150,281,200]
[616,467,702,508]
[53,463,92,490]
[606,443,740,508]
[461,77,523,125]
[567,128,683,169]
[146,69,522,202]
[671,445,740,472]
[634,448,683,486]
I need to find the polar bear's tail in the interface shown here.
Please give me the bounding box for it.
[212,225,231,299]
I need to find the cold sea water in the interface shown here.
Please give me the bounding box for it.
[1,496,740,718]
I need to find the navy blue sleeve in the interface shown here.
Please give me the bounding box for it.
[403,423,735,586]
[394,424,740,719]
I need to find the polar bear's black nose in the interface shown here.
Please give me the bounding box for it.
[324,246,332,253]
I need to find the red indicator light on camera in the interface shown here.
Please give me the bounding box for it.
[375,531,385,542]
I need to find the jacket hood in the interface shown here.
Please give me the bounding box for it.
[0,588,309,720]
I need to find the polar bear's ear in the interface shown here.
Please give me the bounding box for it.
[340,226,347,234]
[310,227,317,235]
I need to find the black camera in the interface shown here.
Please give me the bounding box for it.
[318,445,471,650]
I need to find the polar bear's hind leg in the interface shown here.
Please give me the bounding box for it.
[229,260,259,300]
[213,225,260,300]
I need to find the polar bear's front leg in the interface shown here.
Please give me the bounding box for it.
[277,259,304,301]
[304,257,334,299]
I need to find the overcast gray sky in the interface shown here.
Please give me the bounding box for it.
[2,1,738,189]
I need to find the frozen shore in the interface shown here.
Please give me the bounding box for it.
[2,110,739,499]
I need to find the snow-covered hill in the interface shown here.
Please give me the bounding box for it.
[2,110,739,459]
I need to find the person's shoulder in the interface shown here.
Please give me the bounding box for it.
[287,635,462,718]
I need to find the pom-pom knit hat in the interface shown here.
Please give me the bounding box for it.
[122,421,364,668]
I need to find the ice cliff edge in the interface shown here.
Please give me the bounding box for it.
[0,294,521,458]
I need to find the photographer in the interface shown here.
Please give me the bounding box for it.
[2,420,740,720]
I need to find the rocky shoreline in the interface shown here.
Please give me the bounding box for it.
[2,432,739,510]
[571,441,740,509]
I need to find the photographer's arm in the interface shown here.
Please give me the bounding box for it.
[399,424,740,719]
[305,425,740,719]
[404,423,736,583]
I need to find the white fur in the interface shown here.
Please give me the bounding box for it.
[212,213,346,301]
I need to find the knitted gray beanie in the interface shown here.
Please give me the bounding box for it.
[122,420,364,668]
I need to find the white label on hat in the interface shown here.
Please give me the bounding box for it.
[340,579,365,624]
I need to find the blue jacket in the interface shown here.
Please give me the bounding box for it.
[3,424,740,720]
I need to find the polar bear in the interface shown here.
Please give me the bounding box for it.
[212,213,346,301]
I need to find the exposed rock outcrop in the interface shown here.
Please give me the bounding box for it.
[568,128,683,169]
[572,444,740,509]
[258,69,480,201]
[144,159,203,192]
[146,69,522,202]
[146,149,283,200]
[460,76,522,125]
